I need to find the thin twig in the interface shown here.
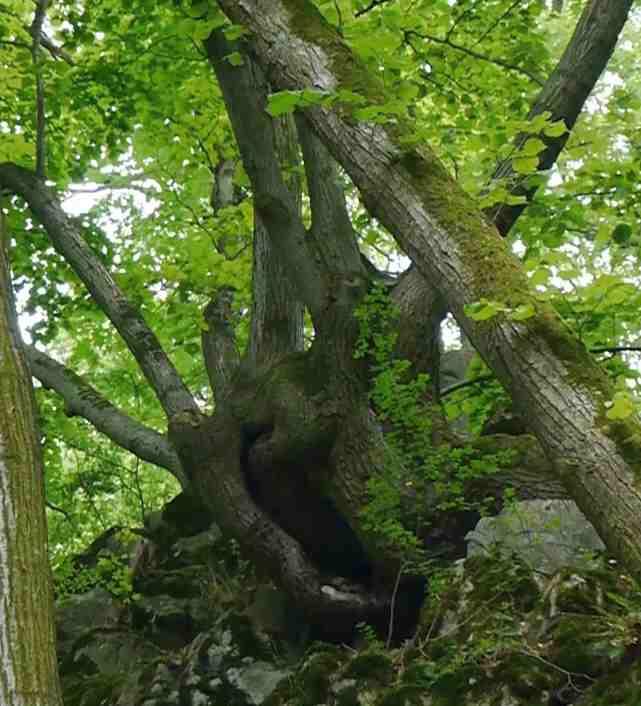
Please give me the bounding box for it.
[405,29,545,87]
[332,0,343,29]
[441,374,493,398]
[591,346,641,355]
[46,500,76,526]
[445,0,483,40]
[440,346,641,397]
[355,0,394,18]
[470,0,522,49]
[39,32,75,65]
[386,563,404,649]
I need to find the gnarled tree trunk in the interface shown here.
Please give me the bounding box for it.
[0,0,634,641]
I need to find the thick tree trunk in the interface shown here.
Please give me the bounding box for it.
[216,0,641,584]
[0,215,63,706]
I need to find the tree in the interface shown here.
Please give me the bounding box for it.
[0,208,63,704]
[0,0,639,631]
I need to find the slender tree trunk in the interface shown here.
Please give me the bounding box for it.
[0,211,63,705]
[248,113,305,367]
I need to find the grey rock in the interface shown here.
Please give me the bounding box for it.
[466,499,605,573]
[226,660,291,705]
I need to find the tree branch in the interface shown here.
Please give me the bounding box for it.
[296,117,363,278]
[441,345,641,397]
[487,0,634,235]
[30,0,49,179]
[205,31,326,321]
[391,265,447,393]
[405,29,545,87]
[38,31,74,65]
[248,114,305,366]
[27,346,186,486]
[201,288,241,404]
[0,163,199,419]
[354,0,394,18]
[217,0,641,583]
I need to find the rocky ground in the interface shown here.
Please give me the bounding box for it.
[56,494,641,706]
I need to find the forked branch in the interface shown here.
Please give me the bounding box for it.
[0,163,198,419]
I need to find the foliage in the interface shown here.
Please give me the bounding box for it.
[53,532,137,602]
[2,0,641,620]
[355,285,511,562]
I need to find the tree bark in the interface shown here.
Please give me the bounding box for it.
[0,212,63,706]
[248,115,305,366]
[216,0,641,583]
[0,163,198,419]
[25,346,186,485]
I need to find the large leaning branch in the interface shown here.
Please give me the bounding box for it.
[216,0,641,582]
[359,0,631,390]
[0,163,198,419]
[27,347,186,486]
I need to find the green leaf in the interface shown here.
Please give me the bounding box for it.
[521,138,546,156]
[266,91,302,116]
[465,300,504,321]
[509,303,535,321]
[605,394,636,421]
[612,223,632,244]
[530,268,550,286]
[223,24,248,40]
[543,120,567,137]
[513,156,539,175]
[225,52,244,66]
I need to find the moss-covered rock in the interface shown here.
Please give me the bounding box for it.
[57,500,641,706]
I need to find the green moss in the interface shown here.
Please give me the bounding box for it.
[336,683,361,706]
[464,553,539,612]
[377,684,424,706]
[281,0,386,104]
[498,653,554,699]
[62,672,122,706]
[345,650,395,684]
[295,648,346,705]
[417,581,460,642]
[527,305,641,474]
[586,658,641,705]
[550,614,611,675]
[395,144,530,308]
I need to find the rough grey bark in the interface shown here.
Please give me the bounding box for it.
[202,288,241,404]
[0,213,63,706]
[0,163,197,419]
[249,217,305,366]
[248,114,304,367]
[216,0,641,583]
[26,347,185,484]
[169,364,389,620]
[205,32,325,322]
[391,266,447,394]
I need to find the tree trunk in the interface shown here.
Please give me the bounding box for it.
[0,211,63,706]
[216,0,641,586]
